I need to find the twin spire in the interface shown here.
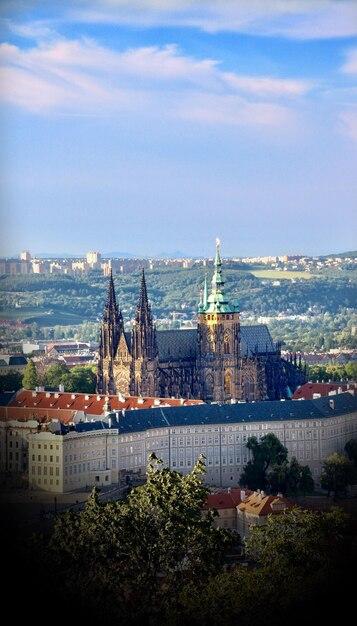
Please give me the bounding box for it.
[101,267,156,360]
[198,239,239,314]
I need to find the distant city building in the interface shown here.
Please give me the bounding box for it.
[86,251,101,268]
[97,240,306,402]
[20,250,31,262]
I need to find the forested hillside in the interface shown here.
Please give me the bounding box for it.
[0,266,356,351]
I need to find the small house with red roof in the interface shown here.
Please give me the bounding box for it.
[237,490,293,538]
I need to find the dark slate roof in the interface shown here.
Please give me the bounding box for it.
[240,325,275,356]
[71,393,357,436]
[0,391,16,406]
[153,325,275,362]
[156,329,197,361]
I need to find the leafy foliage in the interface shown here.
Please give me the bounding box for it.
[43,363,96,392]
[240,434,314,495]
[307,361,357,382]
[10,458,356,626]
[267,457,314,496]
[22,359,38,389]
[239,433,288,490]
[36,455,232,623]
[320,452,354,498]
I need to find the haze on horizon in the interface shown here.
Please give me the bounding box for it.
[1,1,357,258]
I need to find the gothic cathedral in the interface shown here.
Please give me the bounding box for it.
[97,240,306,402]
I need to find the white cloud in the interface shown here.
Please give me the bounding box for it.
[341,48,357,75]
[69,0,357,40]
[0,37,310,129]
[6,19,55,40]
[176,93,294,128]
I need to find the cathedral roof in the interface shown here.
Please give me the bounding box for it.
[135,324,276,362]
[156,329,197,361]
[240,325,275,356]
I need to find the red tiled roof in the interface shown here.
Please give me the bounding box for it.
[238,492,293,517]
[7,389,203,420]
[293,382,356,400]
[203,489,252,510]
[0,406,75,424]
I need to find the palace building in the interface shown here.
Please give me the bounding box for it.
[97,240,305,402]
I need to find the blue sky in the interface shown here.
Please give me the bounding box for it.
[1,1,357,257]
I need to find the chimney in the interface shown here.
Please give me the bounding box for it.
[241,490,246,501]
[59,384,64,393]
[329,399,335,410]
[108,416,112,429]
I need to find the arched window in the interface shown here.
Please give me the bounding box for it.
[224,370,232,396]
[208,330,215,353]
[205,373,214,400]
[244,376,255,402]
[224,330,231,354]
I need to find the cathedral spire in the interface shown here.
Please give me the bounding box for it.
[203,238,238,314]
[106,267,117,309]
[132,268,157,359]
[136,268,151,323]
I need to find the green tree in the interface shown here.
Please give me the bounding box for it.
[320,452,354,498]
[0,370,22,392]
[240,433,288,490]
[345,439,357,467]
[246,506,347,571]
[22,359,38,390]
[345,362,357,380]
[267,457,314,496]
[43,455,232,622]
[299,464,315,495]
[43,362,69,387]
[62,365,96,393]
[177,507,350,626]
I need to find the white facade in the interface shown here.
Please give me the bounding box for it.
[27,402,357,493]
[117,408,357,487]
[0,420,39,475]
[28,428,119,493]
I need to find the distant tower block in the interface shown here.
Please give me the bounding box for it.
[20,250,31,261]
[86,251,101,268]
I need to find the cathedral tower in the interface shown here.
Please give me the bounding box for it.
[130,269,159,396]
[197,239,241,401]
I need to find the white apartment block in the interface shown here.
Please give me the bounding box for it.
[27,393,357,493]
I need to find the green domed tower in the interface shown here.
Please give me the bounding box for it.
[197,239,241,402]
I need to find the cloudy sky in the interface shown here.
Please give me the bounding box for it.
[1,0,357,257]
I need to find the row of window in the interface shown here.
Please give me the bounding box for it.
[32,454,59,463]
[31,466,59,476]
